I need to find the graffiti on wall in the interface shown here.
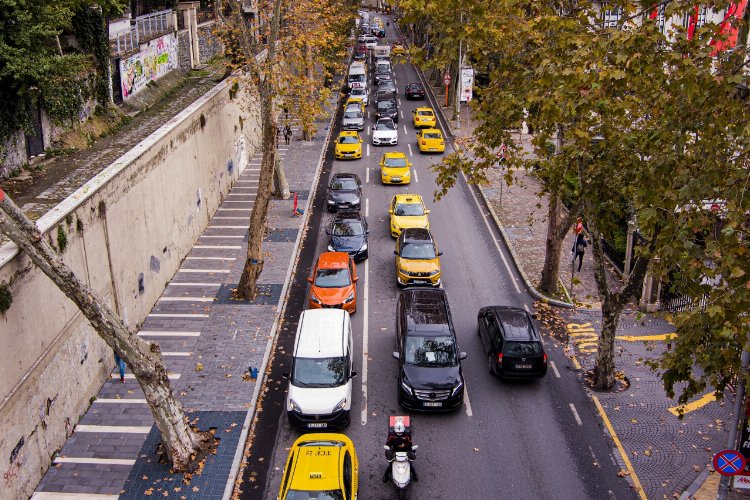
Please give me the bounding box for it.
[120,33,178,99]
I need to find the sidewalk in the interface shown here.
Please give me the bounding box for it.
[433,90,742,497]
[30,90,337,497]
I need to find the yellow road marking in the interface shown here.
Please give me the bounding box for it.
[570,331,597,338]
[567,322,594,331]
[571,356,581,369]
[668,392,718,416]
[616,333,676,342]
[592,396,648,500]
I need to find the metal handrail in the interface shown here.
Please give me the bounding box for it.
[110,9,174,56]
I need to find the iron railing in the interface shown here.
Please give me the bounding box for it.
[110,9,174,56]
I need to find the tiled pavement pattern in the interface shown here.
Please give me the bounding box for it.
[33,97,336,497]
[430,84,740,497]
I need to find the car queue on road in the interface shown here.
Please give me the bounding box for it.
[275,11,548,499]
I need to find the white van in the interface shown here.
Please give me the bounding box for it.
[286,309,356,430]
[348,62,367,90]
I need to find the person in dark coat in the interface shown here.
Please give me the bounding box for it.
[573,232,588,272]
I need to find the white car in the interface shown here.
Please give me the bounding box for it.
[372,118,398,146]
[350,87,369,106]
[363,35,378,49]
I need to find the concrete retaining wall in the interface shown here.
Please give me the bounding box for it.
[198,21,224,64]
[0,77,260,500]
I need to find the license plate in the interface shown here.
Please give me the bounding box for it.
[429,148,437,151]
[307,423,327,428]
[424,402,442,407]
[391,177,401,182]
[413,280,429,285]
[516,364,532,369]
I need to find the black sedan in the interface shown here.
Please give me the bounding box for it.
[376,98,398,123]
[477,306,548,379]
[326,211,369,261]
[405,83,426,100]
[326,173,362,212]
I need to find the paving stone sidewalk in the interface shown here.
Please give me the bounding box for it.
[435,95,743,498]
[31,89,337,498]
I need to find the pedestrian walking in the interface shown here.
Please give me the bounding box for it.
[114,351,126,383]
[572,232,588,272]
[284,124,292,146]
[276,125,281,149]
[283,104,289,121]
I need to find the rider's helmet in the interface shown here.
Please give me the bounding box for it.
[394,421,405,435]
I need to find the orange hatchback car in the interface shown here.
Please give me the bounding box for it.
[307,252,358,313]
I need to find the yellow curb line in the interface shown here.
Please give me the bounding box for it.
[668,391,718,416]
[592,395,648,500]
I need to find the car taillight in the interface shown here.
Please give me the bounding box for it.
[420,141,426,146]
[497,353,503,365]
[543,353,548,364]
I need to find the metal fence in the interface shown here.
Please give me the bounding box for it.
[110,9,174,56]
[661,293,708,312]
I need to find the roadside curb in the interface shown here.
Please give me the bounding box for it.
[679,465,713,500]
[409,64,573,309]
[222,94,339,500]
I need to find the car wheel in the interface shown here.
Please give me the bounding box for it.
[487,353,496,376]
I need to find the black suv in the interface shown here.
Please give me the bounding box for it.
[326,210,369,261]
[393,288,466,411]
[405,83,426,100]
[477,306,547,378]
[326,173,362,211]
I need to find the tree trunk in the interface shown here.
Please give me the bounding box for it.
[273,156,290,199]
[0,191,211,471]
[237,0,283,299]
[302,42,315,141]
[594,299,620,389]
[540,192,564,294]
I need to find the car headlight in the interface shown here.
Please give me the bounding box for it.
[344,292,355,303]
[400,378,413,395]
[327,199,335,205]
[333,398,347,412]
[327,245,335,251]
[451,380,464,397]
[428,269,440,276]
[289,398,302,412]
[310,291,321,304]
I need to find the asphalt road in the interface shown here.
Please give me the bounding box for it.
[253,15,636,500]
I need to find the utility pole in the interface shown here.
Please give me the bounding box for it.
[718,349,749,500]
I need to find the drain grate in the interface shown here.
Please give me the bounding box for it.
[264,228,299,242]
[215,283,283,305]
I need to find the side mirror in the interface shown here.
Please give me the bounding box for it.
[392,351,400,359]
[351,371,358,378]
[353,276,359,282]
[365,230,370,235]
[459,352,467,360]
[437,251,443,256]
[384,445,390,451]
[393,250,398,255]
[306,277,313,283]
[412,445,419,451]
[407,162,412,167]
[360,139,364,143]
[388,209,393,214]
[425,209,431,214]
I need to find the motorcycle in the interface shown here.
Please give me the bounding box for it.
[384,444,418,499]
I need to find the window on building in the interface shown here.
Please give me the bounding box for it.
[603,5,623,28]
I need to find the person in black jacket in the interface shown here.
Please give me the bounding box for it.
[382,421,418,482]
[573,232,588,272]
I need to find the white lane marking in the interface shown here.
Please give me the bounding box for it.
[366,198,369,218]
[93,399,147,404]
[75,425,151,434]
[138,331,201,337]
[361,256,370,426]
[398,98,402,106]
[403,124,407,135]
[407,143,413,156]
[413,169,419,183]
[400,110,404,119]
[550,360,561,378]
[395,79,398,85]
[367,125,371,136]
[167,282,221,286]
[367,144,370,157]
[464,382,474,417]
[53,457,135,466]
[524,304,531,313]
[569,403,583,426]
[366,167,370,184]
[464,179,522,293]
[148,313,209,318]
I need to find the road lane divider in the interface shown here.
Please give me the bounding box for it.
[592,395,648,500]
[549,360,561,378]
[367,144,370,157]
[413,169,418,183]
[403,124,407,135]
[569,403,583,426]
[366,167,370,183]
[463,381,473,417]
[407,143,413,156]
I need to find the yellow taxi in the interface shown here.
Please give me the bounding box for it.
[277,433,359,500]
[416,128,445,153]
[335,131,363,160]
[412,107,436,128]
[379,151,411,184]
[388,193,430,238]
[343,97,365,113]
[395,227,442,287]
[392,42,406,56]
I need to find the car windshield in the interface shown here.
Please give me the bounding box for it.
[377,64,390,72]
[504,341,543,355]
[344,110,363,119]
[384,157,407,167]
[423,132,442,139]
[351,89,366,96]
[291,356,347,388]
[378,100,395,110]
[314,267,351,288]
[417,110,433,116]
[339,136,358,144]
[332,221,364,236]
[400,242,436,260]
[348,74,364,83]
[394,203,424,216]
[285,492,344,500]
[404,336,457,367]
[375,121,396,131]
[331,179,358,190]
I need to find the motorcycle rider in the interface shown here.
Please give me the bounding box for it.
[382,421,418,482]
